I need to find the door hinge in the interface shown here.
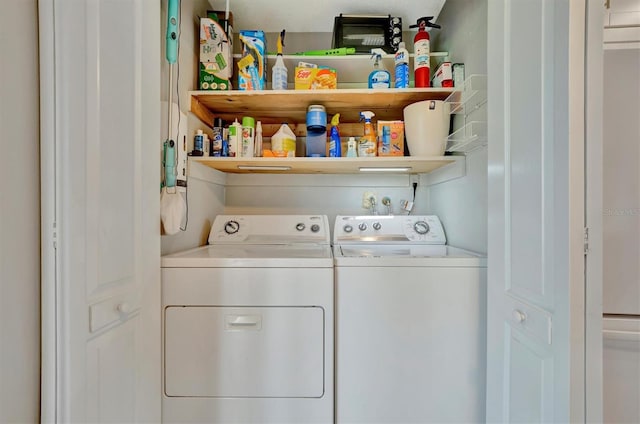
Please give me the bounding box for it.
[52,221,57,250]
[583,227,589,255]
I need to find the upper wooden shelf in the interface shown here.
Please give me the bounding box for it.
[192,156,458,175]
[189,88,455,126]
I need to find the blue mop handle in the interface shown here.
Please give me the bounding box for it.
[166,0,179,64]
[164,140,177,188]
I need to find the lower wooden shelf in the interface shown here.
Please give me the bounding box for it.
[192,156,457,174]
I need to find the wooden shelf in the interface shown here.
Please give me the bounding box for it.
[192,156,457,175]
[190,88,455,126]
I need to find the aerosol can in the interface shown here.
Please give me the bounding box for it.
[410,17,441,88]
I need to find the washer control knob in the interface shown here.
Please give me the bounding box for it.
[310,224,320,233]
[373,222,382,231]
[413,220,430,235]
[358,223,368,231]
[343,225,353,233]
[224,220,240,234]
[295,223,306,231]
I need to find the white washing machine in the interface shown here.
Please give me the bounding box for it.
[333,215,487,424]
[161,215,333,424]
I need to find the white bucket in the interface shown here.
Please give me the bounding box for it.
[403,100,450,156]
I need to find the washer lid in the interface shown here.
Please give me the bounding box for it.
[333,244,486,267]
[162,244,333,268]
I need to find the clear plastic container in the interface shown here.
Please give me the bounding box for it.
[306,130,327,157]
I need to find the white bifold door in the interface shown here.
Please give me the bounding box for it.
[486,0,588,421]
[39,0,161,422]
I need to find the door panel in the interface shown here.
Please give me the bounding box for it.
[505,0,555,309]
[506,326,553,423]
[164,306,325,398]
[86,319,137,423]
[86,0,137,297]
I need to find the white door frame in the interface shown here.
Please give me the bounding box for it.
[38,0,59,420]
[585,0,605,422]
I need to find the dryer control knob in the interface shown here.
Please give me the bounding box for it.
[311,224,320,233]
[343,225,353,233]
[358,223,368,231]
[224,220,240,234]
[413,220,430,235]
[373,222,382,230]
[295,223,306,231]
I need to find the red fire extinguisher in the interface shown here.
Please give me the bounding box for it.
[410,17,441,88]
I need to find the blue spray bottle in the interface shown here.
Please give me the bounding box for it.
[329,114,342,157]
[368,49,391,89]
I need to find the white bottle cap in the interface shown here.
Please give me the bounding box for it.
[197,129,203,135]
[398,41,406,49]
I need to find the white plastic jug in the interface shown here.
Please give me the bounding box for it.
[271,123,297,157]
[403,100,450,156]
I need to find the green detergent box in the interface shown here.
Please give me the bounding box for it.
[199,12,233,90]
[237,30,266,90]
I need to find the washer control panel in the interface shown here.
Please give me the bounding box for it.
[209,215,330,244]
[334,215,446,244]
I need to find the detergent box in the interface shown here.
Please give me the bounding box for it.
[377,120,405,156]
[238,30,266,90]
[199,11,233,90]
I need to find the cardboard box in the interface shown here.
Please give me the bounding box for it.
[294,67,337,90]
[238,30,266,90]
[431,62,453,88]
[377,120,405,156]
[199,12,233,90]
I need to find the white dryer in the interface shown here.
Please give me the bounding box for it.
[333,215,487,424]
[161,215,333,424]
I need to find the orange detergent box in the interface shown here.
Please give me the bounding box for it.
[294,66,337,90]
[377,121,405,156]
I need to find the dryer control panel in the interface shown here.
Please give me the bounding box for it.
[208,215,330,245]
[334,215,446,244]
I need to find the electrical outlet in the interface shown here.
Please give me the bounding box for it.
[400,199,414,213]
[362,191,377,209]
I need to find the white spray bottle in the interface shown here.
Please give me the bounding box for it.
[271,30,288,90]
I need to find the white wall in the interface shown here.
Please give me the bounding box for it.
[0,0,41,422]
[428,0,488,253]
[160,0,226,255]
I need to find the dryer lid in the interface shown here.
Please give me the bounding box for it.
[161,244,333,268]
